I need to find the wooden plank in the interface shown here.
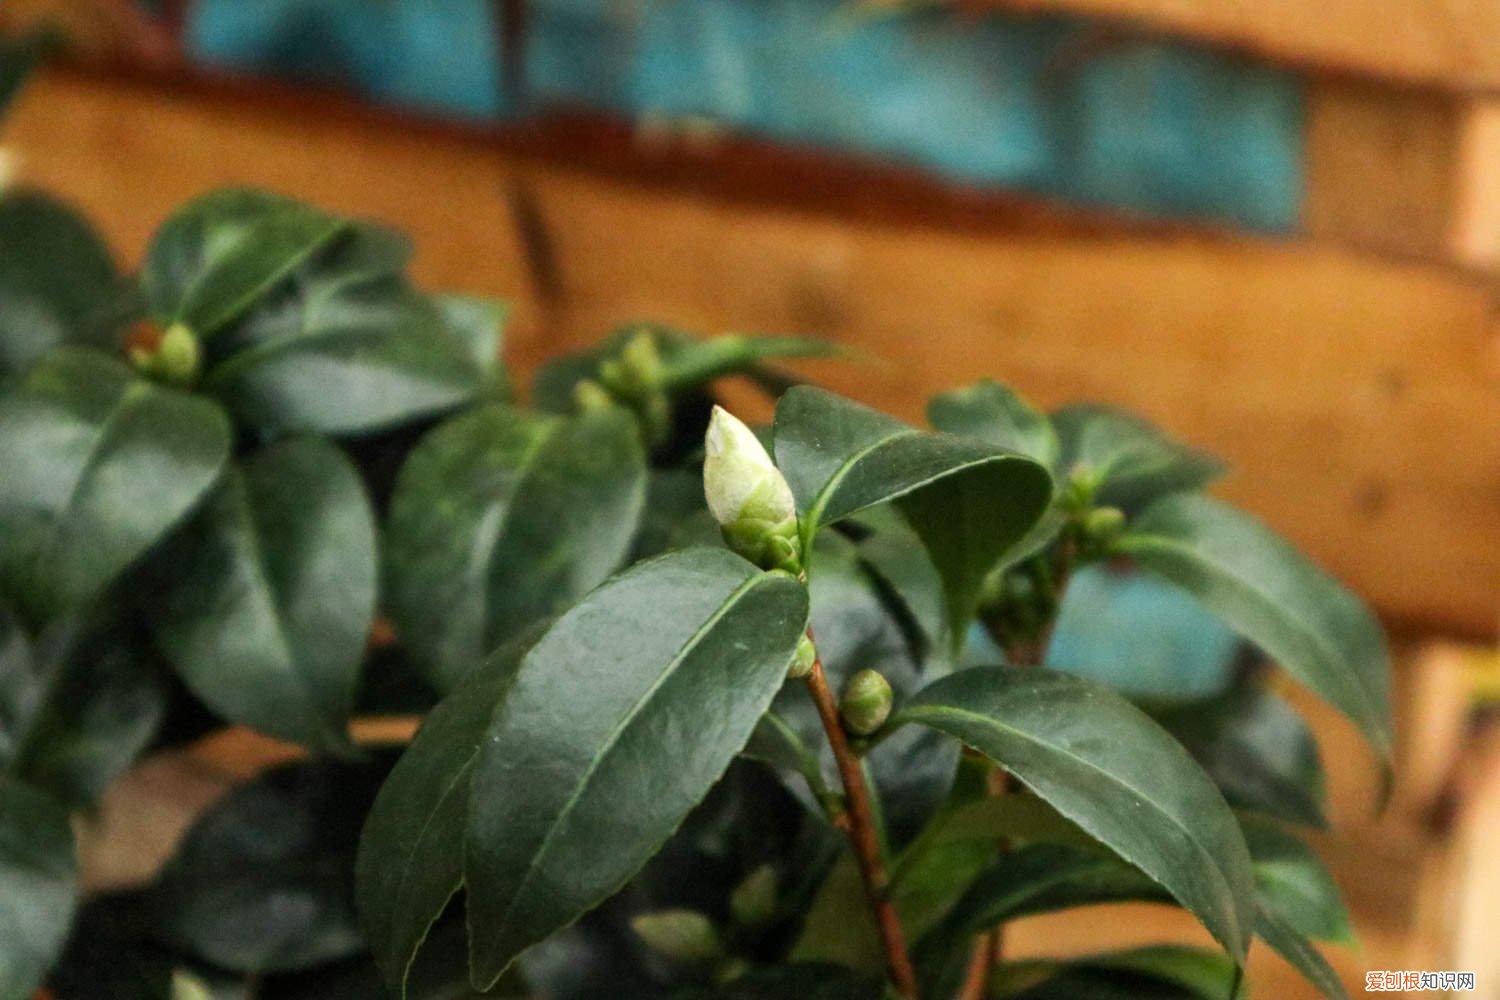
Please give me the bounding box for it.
[4,71,1497,635]
[982,0,1500,91]
[1450,98,1500,269]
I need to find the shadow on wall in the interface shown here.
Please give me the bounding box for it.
[180,0,1304,231]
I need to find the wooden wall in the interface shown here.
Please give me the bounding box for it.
[4,70,1498,637]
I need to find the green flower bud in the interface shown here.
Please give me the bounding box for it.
[787,633,817,679]
[840,669,893,736]
[128,322,201,387]
[1062,464,1102,512]
[729,864,779,927]
[1084,506,1126,541]
[704,406,802,572]
[573,377,616,413]
[171,970,214,1000]
[630,909,723,963]
[601,329,663,396]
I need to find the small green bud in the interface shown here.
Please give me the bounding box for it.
[1084,506,1126,541]
[1062,464,1102,511]
[704,406,802,572]
[128,322,201,386]
[787,633,817,679]
[840,669,893,736]
[630,909,723,963]
[620,328,663,386]
[170,970,214,1000]
[573,377,616,413]
[729,864,779,927]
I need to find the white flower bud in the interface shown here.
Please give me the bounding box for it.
[703,406,795,527]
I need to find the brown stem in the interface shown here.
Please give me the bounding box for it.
[802,644,920,1000]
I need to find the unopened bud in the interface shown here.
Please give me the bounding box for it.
[729,865,779,927]
[630,909,722,963]
[787,634,816,679]
[171,970,214,1000]
[601,329,663,395]
[129,322,201,386]
[1084,506,1126,541]
[704,406,802,572]
[573,377,615,413]
[840,669,893,736]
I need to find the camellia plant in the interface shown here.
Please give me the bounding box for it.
[0,60,1387,1000]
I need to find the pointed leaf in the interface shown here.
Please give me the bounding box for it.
[385,404,647,692]
[201,224,485,435]
[0,776,77,1000]
[356,637,533,997]
[142,188,345,335]
[670,963,881,1000]
[150,437,376,752]
[1052,404,1224,510]
[1119,494,1393,757]
[464,548,808,987]
[1241,815,1351,943]
[773,386,1051,644]
[0,191,121,378]
[1155,681,1328,828]
[992,947,1244,1000]
[1255,910,1349,1000]
[0,350,231,625]
[895,667,1255,961]
[929,380,1060,468]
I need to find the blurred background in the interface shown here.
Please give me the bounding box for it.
[1,1,1497,996]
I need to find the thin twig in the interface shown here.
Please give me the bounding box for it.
[802,640,920,1000]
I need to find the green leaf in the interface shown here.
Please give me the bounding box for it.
[0,350,231,625]
[1154,681,1328,828]
[773,386,1052,646]
[0,776,78,1000]
[992,947,1245,1000]
[929,380,1059,468]
[1255,910,1348,1000]
[201,224,486,436]
[1052,404,1224,510]
[1,607,168,809]
[384,404,647,692]
[464,548,809,987]
[1241,815,1351,943]
[669,963,881,1000]
[435,294,509,398]
[0,191,122,378]
[149,437,375,752]
[356,637,533,997]
[1118,494,1393,758]
[895,668,1255,961]
[142,189,345,336]
[147,758,391,974]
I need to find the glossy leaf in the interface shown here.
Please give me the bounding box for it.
[992,947,1243,1000]
[201,224,486,436]
[0,350,231,624]
[1155,681,1328,828]
[1,608,168,809]
[150,437,376,752]
[1241,816,1351,943]
[384,404,647,692]
[148,758,391,974]
[895,667,1255,961]
[1052,404,1224,509]
[0,776,77,1000]
[670,963,881,1000]
[929,380,1059,468]
[464,548,809,987]
[0,191,121,377]
[357,637,533,997]
[1255,910,1348,1000]
[773,386,1051,645]
[1119,494,1393,757]
[142,188,345,336]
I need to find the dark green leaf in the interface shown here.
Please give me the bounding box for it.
[1241,816,1351,943]
[464,548,808,987]
[670,963,880,1000]
[992,947,1244,1000]
[895,668,1255,961]
[0,350,231,625]
[1155,680,1328,828]
[201,224,485,436]
[0,191,122,377]
[0,776,77,1000]
[384,404,647,692]
[142,189,345,336]
[2,607,168,809]
[773,386,1051,648]
[0,28,58,120]
[1119,494,1393,757]
[357,638,533,997]
[1255,910,1348,1000]
[150,437,375,752]
[1052,404,1224,510]
[929,380,1059,468]
[147,758,391,974]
